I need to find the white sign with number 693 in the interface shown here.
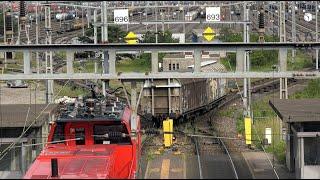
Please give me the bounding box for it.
[114,9,129,24]
[206,7,220,22]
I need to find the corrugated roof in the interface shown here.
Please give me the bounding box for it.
[201,62,227,73]
[0,104,57,127]
[269,99,320,123]
[187,61,226,73]
[187,60,217,68]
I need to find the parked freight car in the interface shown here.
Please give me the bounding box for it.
[55,12,75,21]
[185,10,199,21]
[141,61,227,122]
[59,19,86,33]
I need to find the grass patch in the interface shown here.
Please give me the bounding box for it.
[146,149,156,161]
[290,79,320,99]
[265,140,286,164]
[220,50,279,72]
[116,58,151,72]
[72,60,103,73]
[54,82,89,98]
[287,50,313,71]
[236,116,245,135]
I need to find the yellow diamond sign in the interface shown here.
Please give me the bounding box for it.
[125,31,138,44]
[203,27,215,41]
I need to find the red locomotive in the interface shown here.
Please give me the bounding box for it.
[23,95,141,179]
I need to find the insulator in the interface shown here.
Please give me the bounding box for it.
[145,129,160,135]
[108,132,123,139]
[19,1,26,17]
[5,11,12,31]
[258,10,265,29]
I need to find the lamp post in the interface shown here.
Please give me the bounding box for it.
[143,12,147,32]
[160,11,165,33]
[138,11,142,23]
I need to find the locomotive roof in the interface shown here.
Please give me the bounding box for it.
[55,95,127,122]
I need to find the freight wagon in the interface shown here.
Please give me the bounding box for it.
[185,10,199,21]
[141,62,227,122]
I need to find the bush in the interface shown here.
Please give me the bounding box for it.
[266,140,286,164]
[142,30,179,43]
[236,116,245,135]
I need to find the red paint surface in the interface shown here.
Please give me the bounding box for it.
[24,107,141,179]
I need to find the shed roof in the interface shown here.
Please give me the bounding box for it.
[0,104,57,128]
[269,99,320,123]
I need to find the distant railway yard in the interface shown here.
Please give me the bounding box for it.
[0,1,320,179]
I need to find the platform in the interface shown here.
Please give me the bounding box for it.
[144,152,187,179]
[242,152,294,179]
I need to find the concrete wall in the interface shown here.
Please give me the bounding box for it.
[290,126,320,179]
[163,57,193,71]
[172,33,185,43]
[303,166,320,179]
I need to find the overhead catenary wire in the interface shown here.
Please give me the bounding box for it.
[0,82,2,147]
[0,79,71,161]
[11,138,82,149]
[22,82,33,133]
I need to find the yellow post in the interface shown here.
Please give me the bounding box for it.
[163,118,173,147]
[244,117,252,145]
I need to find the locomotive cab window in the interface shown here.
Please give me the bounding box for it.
[93,123,131,145]
[75,128,86,145]
[52,123,65,144]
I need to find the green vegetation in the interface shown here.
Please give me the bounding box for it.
[251,96,285,164]
[220,29,279,71]
[287,50,313,71]
[71,60,102,73]
[80,24,127,43]
[290,79,320,99]
[78,27,178,72]
[216,94,288,164]
[221,50,278,72]
[142,30,179,43]
[218,27,280,43]
[219,27,312,72]
[241,79,320,164]
[265,140,286,164]
[117,53,151,72]
[54,82,89,98]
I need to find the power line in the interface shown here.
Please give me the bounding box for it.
[0,79,71,161]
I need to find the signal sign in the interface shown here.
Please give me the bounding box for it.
[125,32,138,44]
[304,13,312,22]
[203,27,215,41]
[206,7,221,22]
[114,9,129,24]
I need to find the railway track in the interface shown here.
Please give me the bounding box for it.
[140,93,250,179]
[16,17,88,44]
[191,117,240,179]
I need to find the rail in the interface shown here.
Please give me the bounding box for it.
[217,137,239,179]
[194,137,203,179]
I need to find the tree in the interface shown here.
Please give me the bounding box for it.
[142,30,179,43]
[82,24,127,43]
[220,27,280,69]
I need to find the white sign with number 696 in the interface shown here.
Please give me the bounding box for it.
[206,7,220,22]
[114,9,129,24]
